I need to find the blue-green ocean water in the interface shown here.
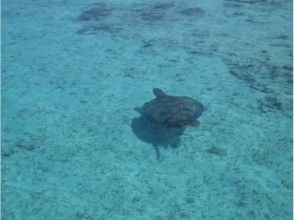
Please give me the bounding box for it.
[2,0,293,219]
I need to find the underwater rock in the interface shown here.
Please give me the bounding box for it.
[229,68,255,83]
[282,64,292,71]
[258,96,282,113]
[141,88,204,128]
[2,148,15,157]
[206,145,227,156]
[79,4,111,21]
[153,2,175,10]
[276,34,289,40]
[180,7,205,17]
[16,138,38,151]
[140,10,165,21]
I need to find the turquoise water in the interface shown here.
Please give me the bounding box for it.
[2,0,293,219]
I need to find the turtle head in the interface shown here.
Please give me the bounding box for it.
[153,88,167,98]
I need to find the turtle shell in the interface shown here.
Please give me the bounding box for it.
[142,88,204,127]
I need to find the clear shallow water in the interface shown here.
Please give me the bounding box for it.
[2,0,292,219]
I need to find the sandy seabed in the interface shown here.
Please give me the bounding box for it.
[2,0,292,219]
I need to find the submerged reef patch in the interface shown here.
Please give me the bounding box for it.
[140,10,165,22]
[136,1,177,23]
[2,133,44,158]
[257,95,282,113]
[152,2,176,10]
[206,145,227,157]
[180,7,205,17]
[224,58,292,95]
[77,3,119,36]
[282,65,293,85]
[229,64,256,83]
[79,4,111,21]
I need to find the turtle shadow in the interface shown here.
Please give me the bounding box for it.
[131,113,184,161]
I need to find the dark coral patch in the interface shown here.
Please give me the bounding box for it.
[258,96,282,113]
[282,64,293,71]
[206,145,227,156]
[153,2,175,10]
[180,7,205,17]
[229,68,255,83]
[140,10,165,21]
[79,4,111,21]
[276,34,289,40]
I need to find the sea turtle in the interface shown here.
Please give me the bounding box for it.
[141,88,204,128]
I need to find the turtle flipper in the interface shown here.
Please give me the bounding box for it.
[153,88,166,98]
